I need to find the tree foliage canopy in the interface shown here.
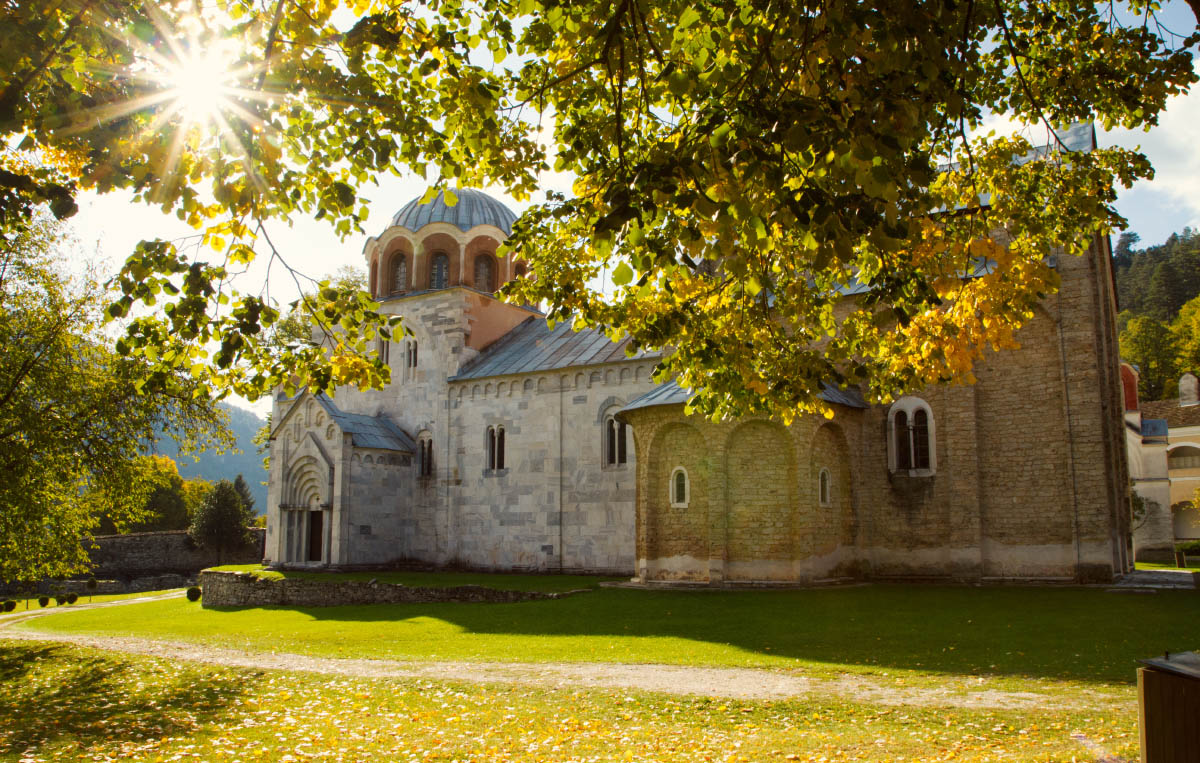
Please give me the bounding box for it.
[3,0,1198,418]
[0,212,226,582]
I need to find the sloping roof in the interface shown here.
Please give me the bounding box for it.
[1141,399,1200,430]
[389,188,518,235]
[619,379,867,414]
[451,317,659,381]
[311,395,416,452]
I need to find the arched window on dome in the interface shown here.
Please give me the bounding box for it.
[888,397,936,475]
[474,254,495,292]
[429,252,449,289]
[390,253,407,294]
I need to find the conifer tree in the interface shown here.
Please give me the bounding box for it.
[189,480,253,564]
[232,474,256,517]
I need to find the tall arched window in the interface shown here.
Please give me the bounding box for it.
[406,340,418,369]
[604,415,628,466]
[474,254,495,291]
[486,425,506,471]
[430,252,449,289]
[888,397,936,474]
[670,467,690,508]
[391,253,407,293]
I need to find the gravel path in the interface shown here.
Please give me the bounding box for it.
[0,595,1121,712]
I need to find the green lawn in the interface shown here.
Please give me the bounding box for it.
[19,583,1200,687]
[0,640,1138,762]
[209,563,619,591]
[1136,560,1200,570]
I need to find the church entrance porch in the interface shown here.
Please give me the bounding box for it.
[281,507,329,566]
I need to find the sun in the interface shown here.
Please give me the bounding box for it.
[161,47,236,126]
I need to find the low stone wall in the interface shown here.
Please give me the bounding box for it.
[89,529,265,578]
[198,570,585,608]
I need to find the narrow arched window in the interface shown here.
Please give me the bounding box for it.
[496,426,505,469]
[670,467,689,508]
[474,255,495,291]
[377,338,389,365]
[617,420,627,464]
[419,438,433,478]
[894,410,911,470]
[912,408,930,470]
[606,418,617,465]
[486,426,495,470]
[818,468,832,507]
[391,254,407,293]
[406,340,418,369]
[430,252,449,289]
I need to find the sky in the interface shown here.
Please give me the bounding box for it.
[65,2,1200,413]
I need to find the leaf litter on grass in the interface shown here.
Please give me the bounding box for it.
[0,640,1139,763]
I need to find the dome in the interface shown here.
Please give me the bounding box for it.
[388,188,517,235]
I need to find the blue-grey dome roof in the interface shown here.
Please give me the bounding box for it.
[389,188,517,235]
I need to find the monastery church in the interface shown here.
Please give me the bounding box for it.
[267,126,1133,584]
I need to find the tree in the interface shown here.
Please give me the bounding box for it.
[1143,260,1188,322]
[181,478,214,521]
[1173,295,1200,374]
[232,474,256,517]
[188,480,254,563]
[92,455,190,534]
[2,1,1198,420]
[0,212,227,584]
[1114,232,1140,272]
[1119,315,1180,401]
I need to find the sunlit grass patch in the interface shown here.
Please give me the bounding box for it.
[0,640,1139,762]
[18,584,1200,690]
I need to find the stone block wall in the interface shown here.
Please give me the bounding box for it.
[87,529,264,578]
[197,569,583,607]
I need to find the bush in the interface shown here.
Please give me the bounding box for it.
[186,586,202,602]
[55,596,66,605]
[2,600,14,612]
[65,593,78,604]
[37,596,49,607]
[1176,540,1200,554]
[85,577,97,591]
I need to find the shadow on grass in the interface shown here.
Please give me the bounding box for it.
[0,642,256,757]
[250,584,1200,685]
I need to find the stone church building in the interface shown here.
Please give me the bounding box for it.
[266,129,1132,584]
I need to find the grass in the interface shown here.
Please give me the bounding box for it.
[209,564,619,592]
[1136,559,1200,570]
[0,640,1139,762]
[2,588,184,612]
[19,583,1200,688]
